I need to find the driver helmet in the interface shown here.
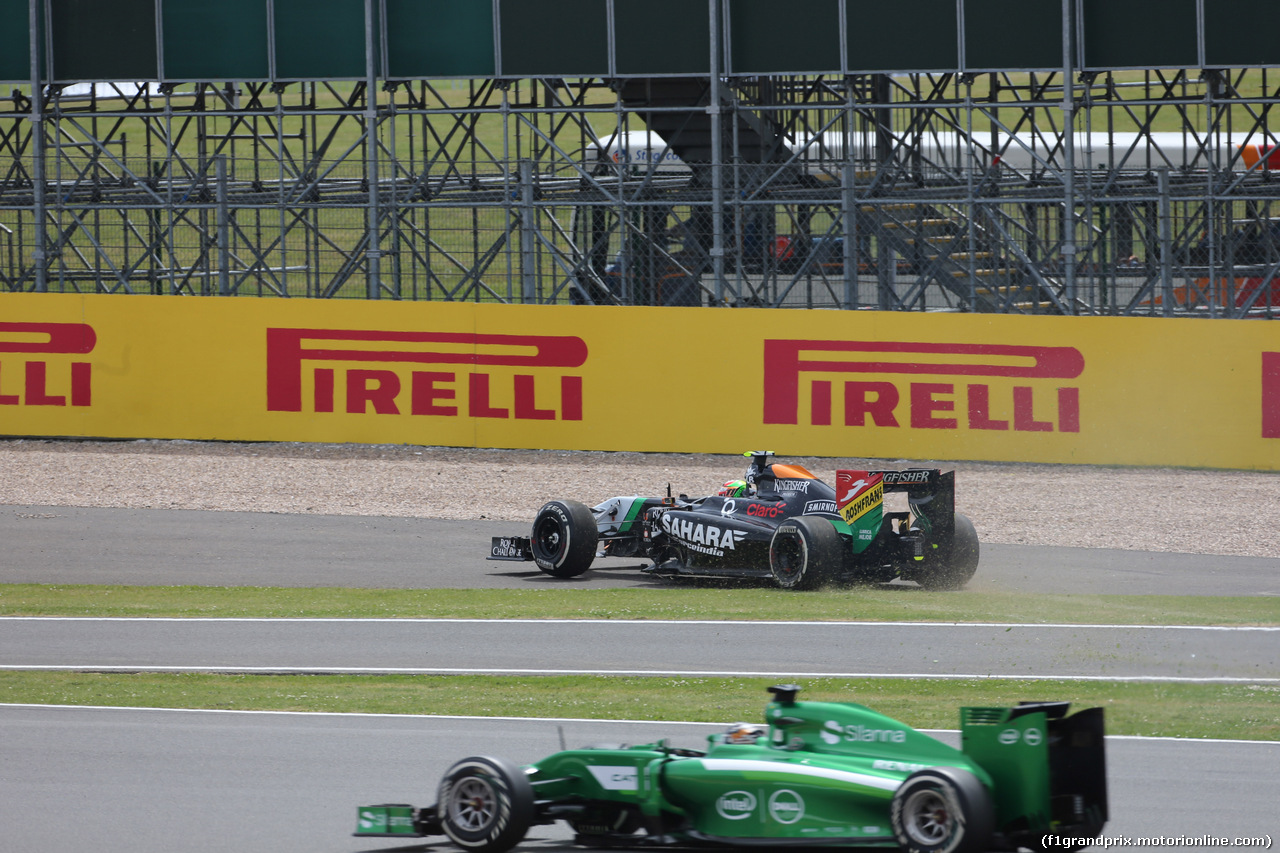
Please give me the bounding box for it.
[723,723,766,744]
[718,479,749,497]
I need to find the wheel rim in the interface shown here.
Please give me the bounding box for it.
[533,516,565,562]
[771,528,806,582]
[901,787,953,846]
[447,776,498,833]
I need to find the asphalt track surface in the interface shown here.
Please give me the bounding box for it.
[4,505,1280,595]
[3,617,1277,682]
[4,505,1279,852]
[3,706,1277,853]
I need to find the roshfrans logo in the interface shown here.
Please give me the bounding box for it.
[762,339,1083,433]
[836,472,884,526]
[716,790,757,820]
[822,719,906,744]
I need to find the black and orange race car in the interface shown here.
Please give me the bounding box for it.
[489,451,978,590]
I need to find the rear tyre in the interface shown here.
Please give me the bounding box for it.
[890,767,994,853]
[530,500,598,578]
[914,513,980,591]
[438,755,535,853]
[768,516,843,590]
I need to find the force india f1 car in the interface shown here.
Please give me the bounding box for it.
[354,685,1107,853]
[490,452,979,590]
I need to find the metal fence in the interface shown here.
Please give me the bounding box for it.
[3,71,1280,316]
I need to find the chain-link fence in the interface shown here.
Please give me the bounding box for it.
[4,76,1280,317]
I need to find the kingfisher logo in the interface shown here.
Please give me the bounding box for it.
[0,322,95,408]
[266,328,586,420]
[762,339,1083,433]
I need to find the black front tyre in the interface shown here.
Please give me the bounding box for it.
[530,500,598,578]
[768,516,843,590]
[914,512,980,591]
[890,767,994,853]
[438,755,535,853]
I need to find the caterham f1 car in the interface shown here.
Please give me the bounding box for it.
[489,452,979,590]
[354,685,1107,853]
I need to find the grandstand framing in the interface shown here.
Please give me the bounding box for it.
[2,0,1280,317]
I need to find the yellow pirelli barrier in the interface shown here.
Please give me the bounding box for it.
[1,292,1278,470]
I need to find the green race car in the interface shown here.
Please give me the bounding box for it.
[355,685,1107,853]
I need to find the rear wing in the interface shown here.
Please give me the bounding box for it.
[860,468,957,540]
[961,703,1107,843]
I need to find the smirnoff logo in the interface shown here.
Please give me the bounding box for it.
[266,328,587,420]
[0,322,95,408]
[762,339,1084,433]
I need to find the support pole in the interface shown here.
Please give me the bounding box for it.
[1061,0,1078,312]
[216,154,230,296]
[519,159,538,302]
[842,163,858,309]
[1157,167,1174,317]
[708,0,726,305]
[29,0,47,292]
[364,0,382,298]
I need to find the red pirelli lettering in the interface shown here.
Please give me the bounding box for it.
[0,322,97,355]
[1264,353,1280,438]
[266,328,587,421]
[764,339,1084,434]
[0,322,96,408]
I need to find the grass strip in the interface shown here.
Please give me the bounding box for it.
[1,585,1276,626]
[1,672,1276,742]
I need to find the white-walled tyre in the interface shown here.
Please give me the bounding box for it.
[530,500,598,578]
[438,755,535,853]
[768,516,843,590]
[915,513,980,591]
[890,767,994,853]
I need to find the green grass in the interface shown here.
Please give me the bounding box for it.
[2,584,1276,626]
[2,672,1276,741]
[6,583,1274,740]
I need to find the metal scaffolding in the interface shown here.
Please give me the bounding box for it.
[3,67,1280,316]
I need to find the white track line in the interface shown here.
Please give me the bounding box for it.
[2,616,1275,631]
[1,664,1276,683]
[2,703,1278,746]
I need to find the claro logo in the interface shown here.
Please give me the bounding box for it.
[0,322,96,407]
[266,328,587,419]
[762,339,1084,433]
